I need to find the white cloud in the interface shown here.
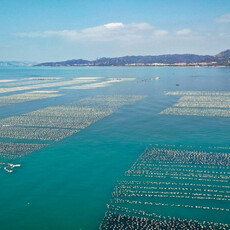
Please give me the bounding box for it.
[14,22,154,42]
[215,14,230,23]
[14,23,199,44]
[104,22,124,30]
[176,29,192,36]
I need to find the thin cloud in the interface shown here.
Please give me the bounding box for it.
[215,14,230,23]
[176,29,192,36]
[154,30,169,36]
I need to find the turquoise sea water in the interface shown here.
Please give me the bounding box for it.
[0,66,229,230]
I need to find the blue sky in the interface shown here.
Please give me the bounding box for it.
[1,0,230,62]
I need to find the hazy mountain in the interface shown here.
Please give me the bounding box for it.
[36,59,90,67]
[0,61,36,67]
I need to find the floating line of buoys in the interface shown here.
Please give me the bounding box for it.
[0,95,146,159]
[100,147,230,229]
[0,142,48,159]
[161,91,230,117]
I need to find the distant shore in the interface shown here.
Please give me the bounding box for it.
[34,64,230,68]
[34,49,230,67]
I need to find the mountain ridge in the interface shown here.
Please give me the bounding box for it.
[33,49,230,67]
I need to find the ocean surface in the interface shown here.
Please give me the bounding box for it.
[0,66,229,230]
